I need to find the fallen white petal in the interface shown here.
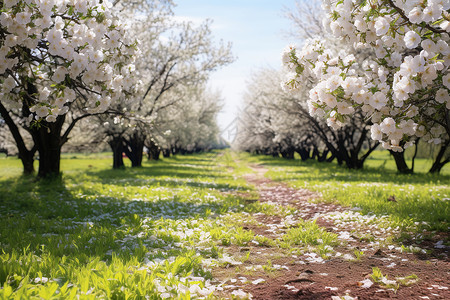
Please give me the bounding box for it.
[252,279,265,285]
[359,278,373,288]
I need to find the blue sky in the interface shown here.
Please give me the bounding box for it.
[173,0,297,140]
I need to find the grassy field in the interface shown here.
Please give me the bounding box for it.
[0,151,293,299]
[246,151,450,232]
[363,149,450,175]
[0,150,449,299]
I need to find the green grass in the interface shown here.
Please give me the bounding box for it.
[248,152,449,232]
[368,267,419,290]
[279,220,338,258]
[0,150,271,299]
[1,149,448,298]
[364,150,450,175]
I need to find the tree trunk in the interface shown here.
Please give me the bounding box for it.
[326,153,335,163]
[145,140,161,160]
[0,102,36,175]
[153,149,161,160]
[108,136,125,169]
[297,149,310,161]
[347,150,364,170]
[312,147,319,160]
[410,139,419,172]
[318,149,330,162]
[336,138,352,168]
[336,128,377,170]
[124,132,145,167]
[146,146,160,160]
[429,141,449,174]
[31,117,65,178]
[18,150,35,175]
[346,128,368,170]
[162,149,171,158]
[133,137,144,167]
[172,146,180,155]
[281,149,294,159]
[390,151,413,174]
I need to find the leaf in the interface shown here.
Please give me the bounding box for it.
[68,286,78,300]
[1,283,13,297]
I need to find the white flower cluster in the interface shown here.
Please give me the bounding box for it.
[282,0,450,151]
[0,0,137,123]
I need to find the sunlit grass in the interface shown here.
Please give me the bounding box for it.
[279,219,338,258]
[0,150,265,299]
[364,150,450,175]
[1,149,448,298]
[249,152,449,232]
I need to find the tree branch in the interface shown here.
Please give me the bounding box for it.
[387,0,447,34]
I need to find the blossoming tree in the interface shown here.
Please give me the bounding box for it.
[99,8,233,168]
[235,66,379,169]
[0,0,137,177]
[152,84,223,156]
[235,0,380,168]
[282,0,450,172]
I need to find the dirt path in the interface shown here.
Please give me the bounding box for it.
[225,164,450,300]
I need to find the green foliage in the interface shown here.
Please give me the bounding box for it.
[252,152,449,232]
[396,274,419,286]
[279,220,338,258]
[370,267,385,282]
[353,249,364,261]
[370,267,419,290]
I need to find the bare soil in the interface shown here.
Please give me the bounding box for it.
[214,164,449,300]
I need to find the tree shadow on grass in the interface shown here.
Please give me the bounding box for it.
[0,174,252,294]
[168,154,219,164]
[0,188,204,289]
[78,159,248,192]
[0,166,251,263]
[87,164,225,180]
